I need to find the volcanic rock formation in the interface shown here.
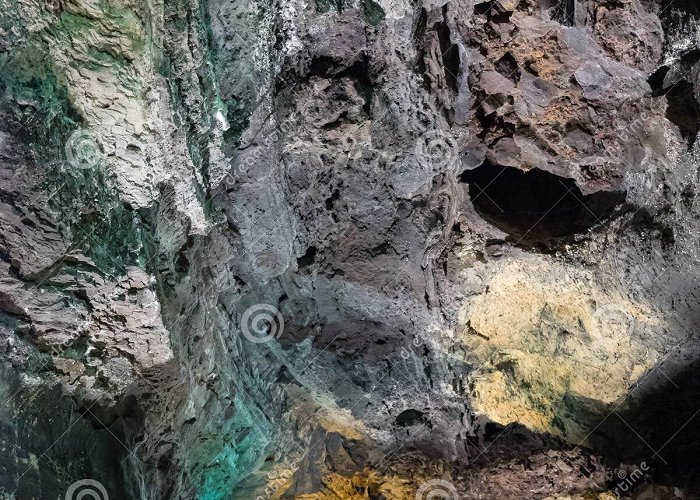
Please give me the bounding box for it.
[0,0,699,498]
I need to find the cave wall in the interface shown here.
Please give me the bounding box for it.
[0,0,699,498]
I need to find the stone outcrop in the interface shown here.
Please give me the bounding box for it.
[0,0,699,498]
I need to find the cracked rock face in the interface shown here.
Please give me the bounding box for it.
[0,0,699,499]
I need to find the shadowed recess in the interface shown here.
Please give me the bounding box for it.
[459,163,625,246]
[588,357,700,496]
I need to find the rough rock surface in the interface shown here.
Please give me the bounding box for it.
[0,0,699,499]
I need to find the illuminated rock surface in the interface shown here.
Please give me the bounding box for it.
[0,0,699,498]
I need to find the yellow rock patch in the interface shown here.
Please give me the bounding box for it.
[456,257,658,441]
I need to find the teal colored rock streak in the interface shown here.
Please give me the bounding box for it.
[191,395,271,500]
[0,40,150,275]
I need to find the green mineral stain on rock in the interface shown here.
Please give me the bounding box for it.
[0,42,75,144]
[25,351,54,374]
[1,38,149,275]
[191,396,271,500]
[47,163,149,274]
[362,0,385,25]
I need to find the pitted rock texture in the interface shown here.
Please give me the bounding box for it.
[0,0,699,499]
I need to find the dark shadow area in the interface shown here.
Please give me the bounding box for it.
[395,409,430,428]
[587,358,700,495]
[437,19,460,92]
[651,1,700,147]
[551,0,575,26]
[664,81,700,146]
[648,49,700,149]
[459,162,625,249]
[453,383,700,495]
[495,52,520,83]
[0,362,141,499]
[659,0,700,15]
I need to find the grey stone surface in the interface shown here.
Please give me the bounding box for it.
[0,0,698,498]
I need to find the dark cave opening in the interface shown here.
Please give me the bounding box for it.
[648,49,700,147]
[395,409,429,428]
[297,246,317,269]
[662,80,700,146]
[459,163,625,246]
